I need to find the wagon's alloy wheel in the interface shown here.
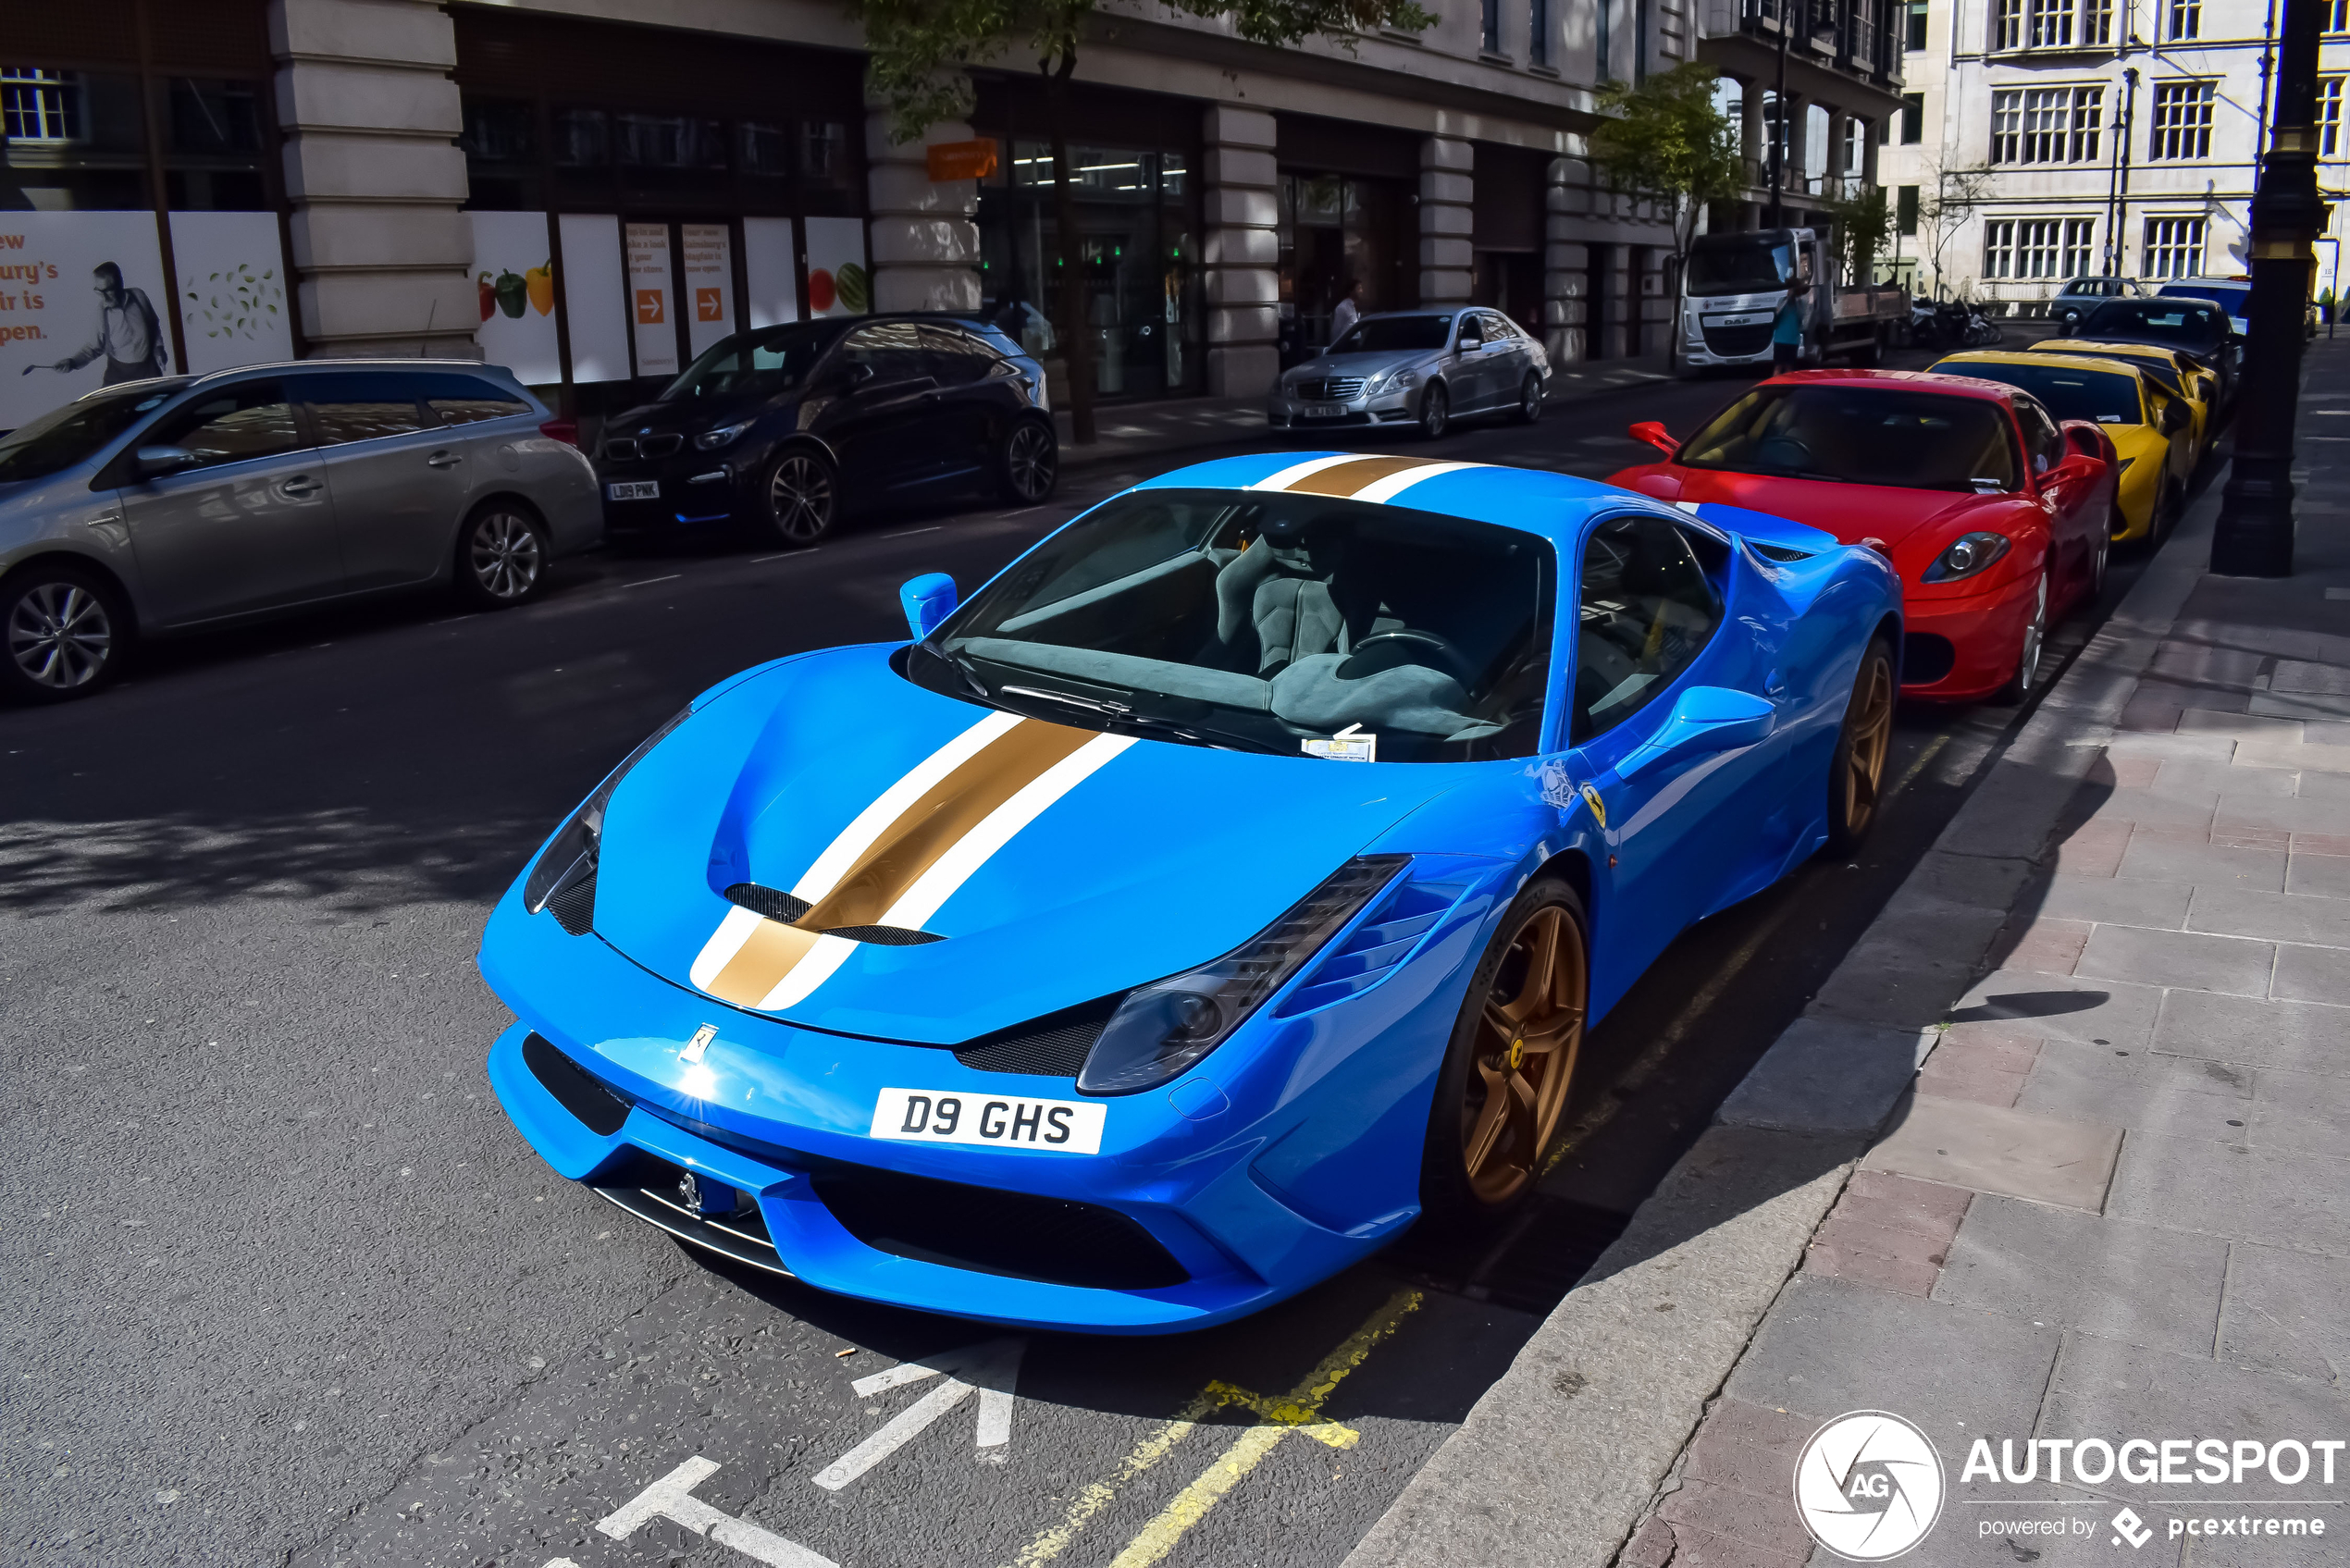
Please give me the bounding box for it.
[1002,421,1057,502]
[7,580,113,690]
[1459,904,1586,1204]
[467,510,543,602]
[1841,651,1895,839]
[768,451,835,545]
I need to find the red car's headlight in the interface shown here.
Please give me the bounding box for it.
[1921,531,2011,584]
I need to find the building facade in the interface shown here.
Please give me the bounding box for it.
[0,0,1708,437]
[1883,0,2350,305]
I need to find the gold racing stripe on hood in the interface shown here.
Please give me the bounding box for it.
[697,715,1103,1007]
[1276,455,1451,497]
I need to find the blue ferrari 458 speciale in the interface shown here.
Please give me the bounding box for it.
[480,451,1902,1333]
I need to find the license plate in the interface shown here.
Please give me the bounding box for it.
[1305,403,1347,418]
[871,1087,1107,1154]
[607,480,660,500]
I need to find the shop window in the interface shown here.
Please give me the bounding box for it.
[3,68,80,142]
[741,122,793,179]
[1277,172,1410,358]
[462,98,540,211]
[167,79,269,210]
[0,68,151,209]
[802,121,854,187]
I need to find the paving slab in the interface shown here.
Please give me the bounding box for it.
[2267,944,2350,1006]
[2185,886,2350,947]
[1715,1019,1935,1137]
[1947,969,2163,1048]
[2104,1130,2350,1254]
[2036,873,2194,929]
[1930,1196,2227,1356]
[2249,1067,2350,1161]
[2284,852,2350,897]
[2152,987,2350,1073]
[2072,924,2278,997]
[2114,835,2288,892]
[2018,1037,2250,1136]
[1861,1093,2123,1213]
[2215,1240,2350,1384]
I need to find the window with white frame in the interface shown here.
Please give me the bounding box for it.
[1985,217,2096,279]
[1990,86,2104,163]
[2147,80,2215,159]
[1994,0,2106,46]
[0,68,80,142]
[2165,0,2200,37]
[2029,0,2074,45]
[1994,0,2026,49]
[1842,117,1869,179]
[2322,76,2344,155]
[2081,0,2114,43]
[2143,216,2207,278]
[2332,0,2349,32]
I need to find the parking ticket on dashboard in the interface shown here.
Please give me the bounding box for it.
[871,1088,1107,1154]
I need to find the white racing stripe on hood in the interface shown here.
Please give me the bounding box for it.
[754,932,861,1013]
[689,904,767,992]
[790,708,1023,902]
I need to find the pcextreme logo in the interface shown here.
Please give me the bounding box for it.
[1794,1412,1947,1562]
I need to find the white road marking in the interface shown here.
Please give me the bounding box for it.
[596,1456,837,1567]
[812,1339,1025,1489]
[624,574,683,587]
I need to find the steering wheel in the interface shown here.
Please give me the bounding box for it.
[1338,629,1479,689]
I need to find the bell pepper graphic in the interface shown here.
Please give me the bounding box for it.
[526,259,555,315]
[809,268,835,313]
[494,265,529,319]
[477,271,496,322]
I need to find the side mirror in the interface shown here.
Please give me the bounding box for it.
[132,444,200,478]
[1616,686,1776,779]
[1457,334,1482,352]
[2159,400,2188,436]
[900,573,958,641]
[1628,420,1678,458]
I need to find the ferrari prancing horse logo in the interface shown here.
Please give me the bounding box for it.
[1579,783,1608,829]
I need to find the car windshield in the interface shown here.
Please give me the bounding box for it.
[1679,385,2019,491]
[0,382,185,482]
[2079,300,2228,349]
[902,488,1555,763]
[2047,345,2187,400]
[1685,236,1797,294]
[1932,360,2141,425]
[2159,284,2250,318]
[1330,315,1453,354]
[661,324,830,401]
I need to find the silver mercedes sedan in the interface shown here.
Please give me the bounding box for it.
[0,361,600,703]
[1267,307,1552,438]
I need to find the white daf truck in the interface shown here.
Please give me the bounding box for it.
[1675,227,1908,375]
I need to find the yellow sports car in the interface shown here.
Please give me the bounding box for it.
[1927,351,2193,545]
[2027,338,2220,460]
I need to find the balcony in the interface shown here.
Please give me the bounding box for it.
[1704,0,1906,88]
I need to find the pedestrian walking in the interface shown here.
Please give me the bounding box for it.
[1772,279,1809,375]
[1330,278,1365,342]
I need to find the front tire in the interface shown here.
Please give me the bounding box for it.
[764,448,837,547]
[1416,380,1451,440]
[1824,636,1896,854]
[1420,875,1588,1220]
[1994,566,2051,706]
[996,417,1058,504]
[1,562,129,703]
[455,502,550,609]
[1512,372,1544,425]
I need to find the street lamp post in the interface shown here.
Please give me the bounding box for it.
[1768,0,1791,227]
[2213,0,2326,576]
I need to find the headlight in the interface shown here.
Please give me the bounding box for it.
[695,419,755,451]
[1075,856,1406,1094]
[1367,367,1420,396]
[1922,531,2012,583]
[524,705,695,913]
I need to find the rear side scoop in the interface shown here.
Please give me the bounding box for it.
[1678,500,1841,560]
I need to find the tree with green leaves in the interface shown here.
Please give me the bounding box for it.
[1824,186,1894,287]
[849,0,1432,443]
[1586,63,1744,263]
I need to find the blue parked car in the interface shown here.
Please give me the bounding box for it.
[479,452,1902,1333]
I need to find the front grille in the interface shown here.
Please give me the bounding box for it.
[594,1152,790,1278]
[811,1166,1188,1290]
[724,883,940,945]
[1292,377,1367,401]
[1701,324,1774,357]
[953,996,1121,1076]
[1903,633,1957,685]
[602,433,684,462]
[545,870,597,935]
[524,1031,631,1136]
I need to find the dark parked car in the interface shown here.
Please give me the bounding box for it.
[2066,297,2240,406]
[2049,276,2148,331]
[593,315,1056,548]
[0,361,599,703]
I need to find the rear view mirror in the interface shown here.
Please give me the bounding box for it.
[1617,686,1776,778]
[2159,400,2189,436]
[132,444,200,478]
[1628,420,1678,457]
[900,573,958,641]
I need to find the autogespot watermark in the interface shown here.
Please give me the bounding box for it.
[1792,1414,2343,1561]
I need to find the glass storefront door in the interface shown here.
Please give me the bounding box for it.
[1277,173,1409,363]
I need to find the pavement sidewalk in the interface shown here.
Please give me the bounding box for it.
[1345,345,2350,1568]
[1054,352,1674,471]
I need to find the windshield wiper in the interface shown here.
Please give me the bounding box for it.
[916,638,994,701]
[997,684,1282,754]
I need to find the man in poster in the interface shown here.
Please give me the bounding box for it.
[30,262,169,385]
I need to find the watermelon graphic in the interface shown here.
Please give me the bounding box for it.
[835,262,870,314]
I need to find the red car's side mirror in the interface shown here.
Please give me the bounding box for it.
[1628,420,1678,457]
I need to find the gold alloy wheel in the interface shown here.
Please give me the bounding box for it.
[1842,650,1896,838]
[1460,903,1587,1204]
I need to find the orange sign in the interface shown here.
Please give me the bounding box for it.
[926,138,999,182]
[635,289,665,325]
[695,287,724,323]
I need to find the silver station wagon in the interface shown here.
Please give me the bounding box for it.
[0,361,600,702]
[1267,308,1552,439]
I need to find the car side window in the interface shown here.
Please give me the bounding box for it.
[920,325,997,387]
[1456,315,1482,349]
[1481,311,1515,341]
[410,371,531,426]
[839,322,929,384]
[142,380,306,471]
[295,371,431,446]
[2014,398,2063,474]
[1572,516,1724,745]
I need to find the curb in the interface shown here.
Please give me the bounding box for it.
[1340,487,2221,1568]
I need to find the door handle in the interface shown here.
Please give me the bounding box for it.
[283,476,322,496]
[426,451,464,468]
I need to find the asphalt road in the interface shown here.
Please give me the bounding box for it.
[0,344,2190,1568]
